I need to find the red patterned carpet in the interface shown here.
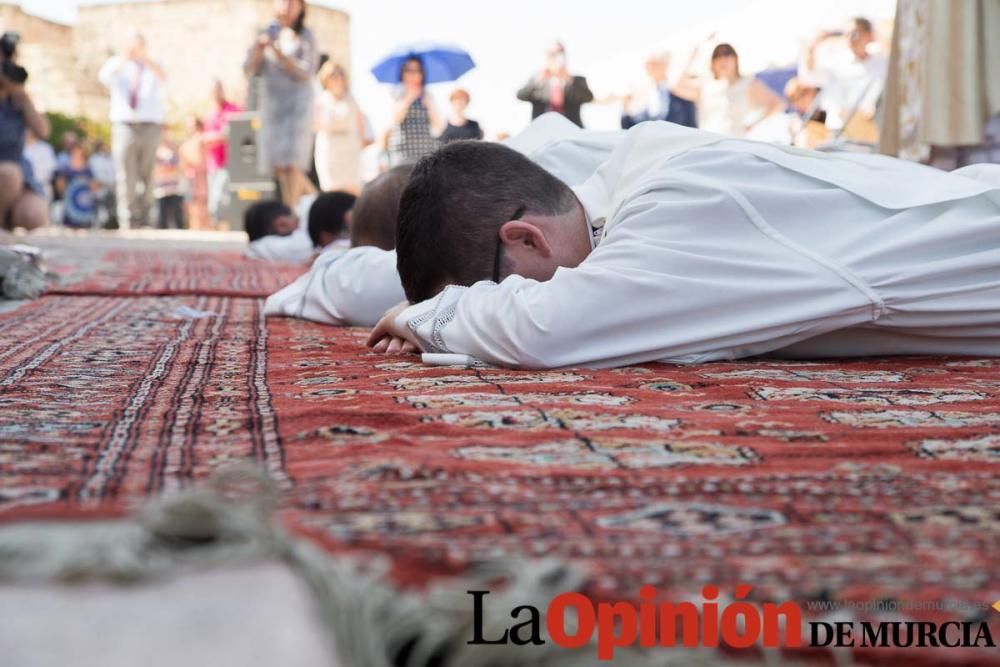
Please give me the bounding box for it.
[49,249,305,297]
[1,263,998,665]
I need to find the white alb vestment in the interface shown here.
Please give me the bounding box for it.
[264,245,404,326]
[263,114,623,326]
[396,121,1000,368]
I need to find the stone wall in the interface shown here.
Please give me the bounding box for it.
[2,0,350,124]
[0,4,80,116]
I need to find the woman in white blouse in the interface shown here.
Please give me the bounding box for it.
[674,43,784,138]
[313,61,368,194]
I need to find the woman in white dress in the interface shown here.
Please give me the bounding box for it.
[674,43,784,138]
[244,0,318,207]
[314,61,367,194]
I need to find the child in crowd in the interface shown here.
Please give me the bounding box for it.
[439,89,483,144]
[153,132,185,229]
[53,143,98,228]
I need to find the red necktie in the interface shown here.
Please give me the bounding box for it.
[548,78,564,113]
[128,63,144,109]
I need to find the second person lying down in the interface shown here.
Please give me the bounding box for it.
[263,113,623,327]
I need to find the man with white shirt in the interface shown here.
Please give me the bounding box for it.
[800,17,887,135]
[98,32,166,229]
[367,120,1000,368]
[264,114,623,327]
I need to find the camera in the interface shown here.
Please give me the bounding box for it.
[1,31,29,85]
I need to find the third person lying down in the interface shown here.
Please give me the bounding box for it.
[368,121,1000,368]
[263,113,623,327]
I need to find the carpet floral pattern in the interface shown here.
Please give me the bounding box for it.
[0,279,997,665]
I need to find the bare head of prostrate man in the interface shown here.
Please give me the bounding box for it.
[396,141,592,303]
[374,121,1000,368]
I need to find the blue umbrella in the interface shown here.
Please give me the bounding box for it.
[371,43,475,84]
[755,66,798,99]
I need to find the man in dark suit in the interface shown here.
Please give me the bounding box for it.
[620,52,697,129]
[517,42,594,127]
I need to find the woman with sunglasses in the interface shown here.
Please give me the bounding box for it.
[387,57,443,167]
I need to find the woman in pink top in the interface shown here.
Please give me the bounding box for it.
[202,79,243,225]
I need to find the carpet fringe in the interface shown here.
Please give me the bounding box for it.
[0,464,825,667]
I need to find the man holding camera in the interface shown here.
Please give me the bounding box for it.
[98,31,167,230]
[0,31,49,231]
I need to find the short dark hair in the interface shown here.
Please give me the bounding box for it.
[853,17,873,35]
[307,190,356,247]
[350,164,413,250]
[244,200,292,242]
[396,141,577,303]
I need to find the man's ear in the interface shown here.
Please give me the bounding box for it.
[498,220,552,258]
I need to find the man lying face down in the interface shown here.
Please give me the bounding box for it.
[264,113,624,327]
[244,200,298,243]
[369,121,1000,368]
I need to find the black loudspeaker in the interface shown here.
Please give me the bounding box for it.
[226,113,269,183]
[225,112,276,231]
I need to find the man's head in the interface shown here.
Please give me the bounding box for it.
[449,88,470,115]
[396,141,590,304]
[122,31,146,60]
[849,17,874,59]
[244,200,295,242]
[545,41,567,73]
[645,52,670,82]
[350,164,412,250]
[307,190,356,248]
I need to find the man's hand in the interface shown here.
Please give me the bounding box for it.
[366,301,421,355]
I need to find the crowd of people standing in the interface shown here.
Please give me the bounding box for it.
[4,0,889,234]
